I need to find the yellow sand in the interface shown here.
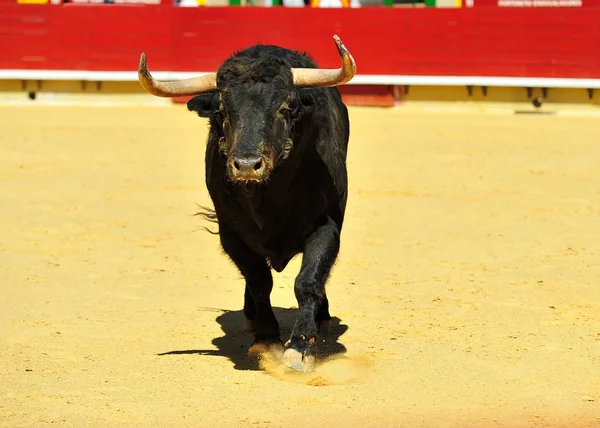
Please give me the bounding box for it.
[1,104,598,427]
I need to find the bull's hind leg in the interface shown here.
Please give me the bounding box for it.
[219,224,280,353]
[283,217,340,372]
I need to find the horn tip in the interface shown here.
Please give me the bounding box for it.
[333,35,348,55]
[139,52,148,73]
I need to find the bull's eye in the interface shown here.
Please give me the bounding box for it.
[282,139,293,160]
[218,137,227,152]
[277,104,291,118]
[215,103,227,122]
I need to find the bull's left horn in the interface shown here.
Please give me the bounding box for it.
[138,52,218,97]
[291,35,356,88]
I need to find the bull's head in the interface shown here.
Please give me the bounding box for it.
[138,35,356,184]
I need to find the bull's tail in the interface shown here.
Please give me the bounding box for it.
[193,204,219,235]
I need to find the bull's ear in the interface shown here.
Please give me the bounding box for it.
[187,94,216,118]
[296,90,314,118]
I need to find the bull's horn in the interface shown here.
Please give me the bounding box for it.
[138,52,217,97]
[291,35,356,88]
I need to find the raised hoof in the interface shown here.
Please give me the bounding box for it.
[282,348,316,373]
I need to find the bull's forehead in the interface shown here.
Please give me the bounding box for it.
[220,82,291,116]
[216,56,293,86]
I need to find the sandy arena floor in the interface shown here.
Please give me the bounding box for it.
[0,104,599,427]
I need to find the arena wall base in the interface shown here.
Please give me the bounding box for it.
[172,85,398,107]
[170,85,600,109]
[1,80,599,110]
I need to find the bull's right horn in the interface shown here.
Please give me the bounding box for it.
[138,52,217,97]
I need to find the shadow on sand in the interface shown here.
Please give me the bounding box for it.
[158,307,348,371]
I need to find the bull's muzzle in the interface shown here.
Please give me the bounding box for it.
[229,155,268,182]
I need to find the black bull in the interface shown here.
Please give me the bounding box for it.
[138,36,356,372]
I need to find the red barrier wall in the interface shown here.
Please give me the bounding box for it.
[1,4,600,78]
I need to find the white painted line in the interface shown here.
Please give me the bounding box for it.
[0,70,210,81]
[2,70,600,88]
[350,75,600,88]
[0,99,173,107]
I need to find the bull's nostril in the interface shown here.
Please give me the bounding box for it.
[254,160,263,172]
[233,160,241,171]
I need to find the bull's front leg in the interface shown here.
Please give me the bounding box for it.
[283,216,340,372]
[219,223,281,352]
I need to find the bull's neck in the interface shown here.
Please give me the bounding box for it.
[236,184,269,231]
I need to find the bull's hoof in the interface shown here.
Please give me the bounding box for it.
[282,348,316,373]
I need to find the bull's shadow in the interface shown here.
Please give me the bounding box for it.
[158,307,348,371]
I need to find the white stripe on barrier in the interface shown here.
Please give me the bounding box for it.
[2,70,600,88]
